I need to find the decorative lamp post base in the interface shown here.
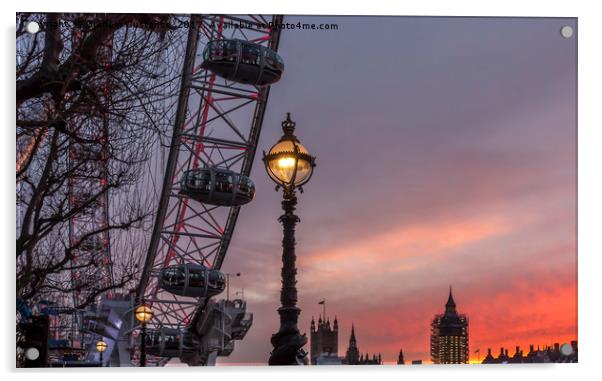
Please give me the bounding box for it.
[269,306,308,365]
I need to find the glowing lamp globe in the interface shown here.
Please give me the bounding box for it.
[135,304,153,324]
[96,340,108,353]
[263,113,315,190]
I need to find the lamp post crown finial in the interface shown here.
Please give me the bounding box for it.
[282,112,296,136]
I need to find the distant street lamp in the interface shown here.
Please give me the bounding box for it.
[96,339,107,366]
[135,303,153,367]
[263,113,316,365]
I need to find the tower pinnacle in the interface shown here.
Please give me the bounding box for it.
[445,285,457,314]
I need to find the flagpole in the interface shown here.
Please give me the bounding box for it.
[318,299,326,320]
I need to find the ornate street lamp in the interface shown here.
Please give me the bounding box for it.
[263,113,316,365]
[135,303,153,367]
[96,339,107,367]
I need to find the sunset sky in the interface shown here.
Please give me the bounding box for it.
[218,16,577,364]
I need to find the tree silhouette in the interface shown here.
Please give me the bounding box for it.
[16,13,185,309]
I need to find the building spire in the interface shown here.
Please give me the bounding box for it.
[350,323,357,345]
[398,348,405,364]
[344,323,360,364]
[445,285,456,314]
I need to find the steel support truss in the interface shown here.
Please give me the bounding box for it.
[136,14,283,363]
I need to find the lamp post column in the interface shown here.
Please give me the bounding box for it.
[269,191,308,365]
[96,340,107,367]
[140,322,147,367]
[134,303,152,367]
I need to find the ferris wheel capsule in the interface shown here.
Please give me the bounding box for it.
[159,263,226,298]
[144,327,196,358]
[179,167,255,206]
[201,39,284,86]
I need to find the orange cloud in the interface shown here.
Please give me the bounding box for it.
[297,214,519,300]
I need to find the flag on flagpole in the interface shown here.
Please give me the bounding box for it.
[318,299,326,319]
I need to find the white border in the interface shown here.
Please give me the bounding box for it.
[3,1,601,381]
